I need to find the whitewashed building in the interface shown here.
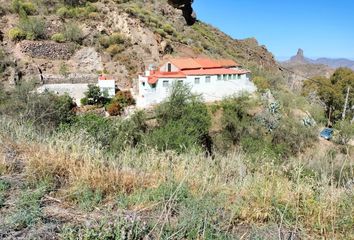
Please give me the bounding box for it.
[98,75,116,97]
[137,58,256,108]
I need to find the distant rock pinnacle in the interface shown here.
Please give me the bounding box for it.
[290,48,307,63]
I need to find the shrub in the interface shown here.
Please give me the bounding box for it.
[220,95,254,145]
[83,84,109,105]
[57,3,97,19]
[18,16,46,40]
[253,76,270,91]
[0,82,76,130]
[108,32,126,45]
[112,91,135,107]
[106,44,124,56]
[98,36,110,48]
[155,28,166,37]
[57,6,76,18]
[63,22,83,44]
[8,184,47,230]
[162,24,175,35]
[335,120,354,146]
[12,0,36,15]
[271,118,317,157]
[8,27,26,41]
[80,97,88,106]
[106,102,121,116]
[51,33,65,42]
[150,83,211,153]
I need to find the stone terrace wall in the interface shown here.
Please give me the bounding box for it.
[20,41,75,60]
[42,73,98,84]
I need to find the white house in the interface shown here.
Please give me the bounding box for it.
[98,75,116,97]
[136,58,256,108]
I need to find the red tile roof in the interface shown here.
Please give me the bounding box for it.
[147,71,186,84]
[144,58,248,84]
[193,58,222,68]
[169,58,202,70]
[98,75,114,80]
[168,58,240,70]
[215,59,241,67]
[182,68,250,76]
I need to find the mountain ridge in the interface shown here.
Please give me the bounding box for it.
[285,48,354,70]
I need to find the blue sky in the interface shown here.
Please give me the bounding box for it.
[193,0,354,60]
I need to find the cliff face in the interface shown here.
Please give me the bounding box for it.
[167,0,196,25]
[0,0,280,89]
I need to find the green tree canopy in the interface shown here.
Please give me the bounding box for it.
[303,68,354,123]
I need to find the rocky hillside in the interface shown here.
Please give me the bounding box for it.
[281,49,334,90]
[0,0,279,89]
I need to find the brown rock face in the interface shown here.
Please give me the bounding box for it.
[167,0,196,25]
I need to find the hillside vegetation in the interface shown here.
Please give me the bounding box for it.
[0,0,280,88]
[1,78,354,239]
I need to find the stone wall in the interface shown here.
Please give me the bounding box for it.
[42,73,98,84]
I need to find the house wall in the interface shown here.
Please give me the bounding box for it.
[37,83,89,106]
[98,80,115,97]
[137,74,257,108]
[159,62,180,72]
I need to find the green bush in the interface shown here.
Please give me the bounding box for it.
[80,97,88,106]
[109,32,126,45]
[8,184,47,230]
[155,28,166,37]
[7,27,26,41]
[0,82,76,130]
[106,44,124,56]
[51,33,65,42]
[57,3,97,19]
[18,16,46,40]
[271,118,317,157]
[83,84,105,105]
[149,83,211,153]
[12,0,36,15]
[220,95,254,145]
[63,22,83,44]
[162,24,175,35]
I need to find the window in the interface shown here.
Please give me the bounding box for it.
[228,74,232,80]
[152,83,156,88]
[223,74,227,80]
[205,76,211,83]
[167,63,172,72]
[238,74,241,79]
[217,75,221,80]
[233,74,236,80]
[163,80,169,87]
[178,80,184,84]
[194,77,200,84]
[142,81,146,86]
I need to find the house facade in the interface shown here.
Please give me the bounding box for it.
[137,58,257,108]
[98,75,116,97]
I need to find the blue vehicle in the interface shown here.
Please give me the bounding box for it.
[320,128,334,140]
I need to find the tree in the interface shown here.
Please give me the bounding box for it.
[335,120,354,146]
[150,82,211,153]
[221,95,254,145]
[303,68,354,123]
[84,84,102,105]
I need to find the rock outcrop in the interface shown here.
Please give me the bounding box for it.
[167,0,196,25]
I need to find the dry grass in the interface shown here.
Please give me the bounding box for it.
[0,116,353,238]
